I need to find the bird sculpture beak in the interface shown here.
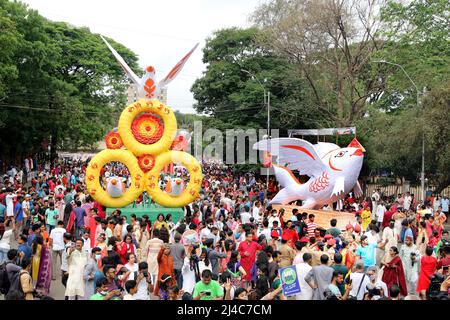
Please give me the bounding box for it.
[111,179,117,185]
[176,180,181,185]
[351,149,364,157]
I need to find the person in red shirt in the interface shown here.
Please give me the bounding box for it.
[47,178,55,191]
[382,204,398,229]
[93,201,106,219]
[238,231,262,284]
[282,220,299,248]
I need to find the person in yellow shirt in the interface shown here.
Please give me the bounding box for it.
[361,207,372,232]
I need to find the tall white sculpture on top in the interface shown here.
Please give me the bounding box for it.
[100,35,199,100]
[254,138,365,209]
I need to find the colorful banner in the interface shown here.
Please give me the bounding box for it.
[279,265,301,297]
[288,127,356,136]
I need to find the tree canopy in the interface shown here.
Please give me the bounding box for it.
[0,0,140,164]
[192,0,449,190]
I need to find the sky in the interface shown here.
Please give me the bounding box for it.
[20,0,264,114]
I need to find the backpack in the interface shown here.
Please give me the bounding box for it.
[0,262,11,294]
[5,270,25,300]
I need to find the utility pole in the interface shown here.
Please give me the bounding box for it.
[266,91,270,195]
[373,60,425,201]
[241,68,271,201]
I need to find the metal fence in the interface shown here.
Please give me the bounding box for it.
[364,184,450,201]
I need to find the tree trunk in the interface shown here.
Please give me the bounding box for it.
[434,177,450,194]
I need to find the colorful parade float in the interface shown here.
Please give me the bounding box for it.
[85,36,202,220]
[253,128,366,230]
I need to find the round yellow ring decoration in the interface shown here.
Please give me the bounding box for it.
[146,151,202,208]
[118,99,177,157]
[85,149,144,208]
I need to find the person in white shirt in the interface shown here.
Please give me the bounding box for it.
[252,201,262,224]
[376,202,386,228]
[49,220,67,279]
[295,252,313,300]
[365,266,389,298]
[121,216,129,240]
[182,247,198,295]
[123,253,139,281]
[348,262,371,300]
[82,231,92,255]
[199,219,214,240]
[123,279,138,300]
[268,210,281,229]
[5,190,16,218]
[134,262,153,300]
[22,195,31,227]
[0,220,15,264]
[257,219,272,240]
[240,207,251,225]
[403,192,412,211]
[433,195,441,212]
[371,190,380,220]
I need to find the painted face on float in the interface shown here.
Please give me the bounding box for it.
[326,147,364,174]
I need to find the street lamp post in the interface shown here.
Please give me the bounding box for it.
[373,60,425,201]
[241,69,271,199]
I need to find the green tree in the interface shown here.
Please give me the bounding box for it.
[359,0,450,190]
[191,27,327,131]
[0,0,140,165]
[251,0,386,126]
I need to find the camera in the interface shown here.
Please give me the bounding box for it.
[410,252,417,266]
[366,283,382,297]
[426,273,446,300]
[142,271,149,278]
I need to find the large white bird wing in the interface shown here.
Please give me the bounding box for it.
[100,35,140,85]
[313,142,341,159]
[253,138,327,178]
[158,43,199,88]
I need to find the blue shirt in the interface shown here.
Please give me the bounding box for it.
[441,198,449,212]
[0,203,5,219]
[18,243,32,259]
[27,233,36,247]
[14,202,23,221]
[259,191,265,203]
[356,243,377,267]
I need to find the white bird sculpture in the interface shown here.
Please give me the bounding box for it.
[254,138,364,209]
[100,35,199,100]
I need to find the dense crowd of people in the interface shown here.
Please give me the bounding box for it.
[0,157,449,301]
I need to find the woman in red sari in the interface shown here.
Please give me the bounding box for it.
[417,246,437,299]
[118,234,136,265]
[381,246,408,297]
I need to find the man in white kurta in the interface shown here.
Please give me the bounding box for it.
[381,219,398,260]
[65,239,88,299]
[145,230,164,287]
[295,253,313,300]
[399,235,420,295]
